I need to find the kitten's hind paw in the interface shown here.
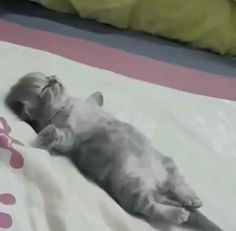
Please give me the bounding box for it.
[176,208,190,224]
[183,197,202,210]
[164,207,190,224]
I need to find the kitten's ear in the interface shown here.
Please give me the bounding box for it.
[86,92,104,107]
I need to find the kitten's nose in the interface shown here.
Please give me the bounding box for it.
[49,78,57,85]
[48,76,58,85]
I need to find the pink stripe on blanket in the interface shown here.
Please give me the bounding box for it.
[0,19,235,100]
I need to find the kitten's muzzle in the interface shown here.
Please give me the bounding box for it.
[48,77,63,88]
[48,77,58,86]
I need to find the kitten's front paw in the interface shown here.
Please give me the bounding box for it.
[35,125,59,150]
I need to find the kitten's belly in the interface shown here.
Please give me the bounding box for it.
[122,152,168,191]
[73,117,168,191]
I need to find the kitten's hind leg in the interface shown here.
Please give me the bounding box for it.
[134,192,190,224]
[170,175,202,210]
[154,194,181,207]
[162,156,202,210]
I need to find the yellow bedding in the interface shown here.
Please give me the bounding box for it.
[42,0,236,55]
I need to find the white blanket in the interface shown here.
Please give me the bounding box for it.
[0,41,235,231]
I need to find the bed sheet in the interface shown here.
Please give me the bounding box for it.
[0,41,235,231]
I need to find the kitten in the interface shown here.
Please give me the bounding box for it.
[5,72,202,224]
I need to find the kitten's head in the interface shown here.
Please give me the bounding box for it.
[5,72,67,132]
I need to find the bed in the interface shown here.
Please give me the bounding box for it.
[0,1,235,231]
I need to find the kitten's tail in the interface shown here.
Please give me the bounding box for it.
[184,210,223,231]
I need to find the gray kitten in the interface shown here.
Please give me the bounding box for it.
[5,72,202,224]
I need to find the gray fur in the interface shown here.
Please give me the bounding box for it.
[5,72,202,224]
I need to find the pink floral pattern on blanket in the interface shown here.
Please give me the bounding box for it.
[0,117,24,228]
[0,117,24,169]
